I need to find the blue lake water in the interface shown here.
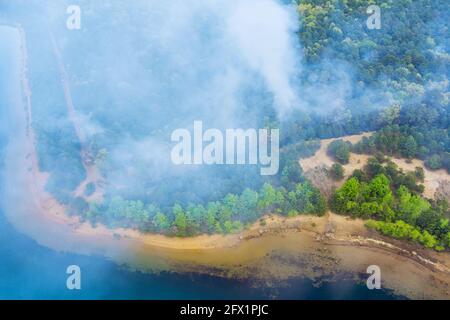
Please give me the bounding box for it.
[0,209,402,300]
[0,25,401,300]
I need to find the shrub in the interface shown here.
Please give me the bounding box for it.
[327,140,351,164]
[329,163,345,180]
[425,154,443,170]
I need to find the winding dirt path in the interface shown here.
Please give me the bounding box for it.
[48,29,104,202]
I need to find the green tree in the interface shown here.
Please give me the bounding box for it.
[173,204,188,236]
[206,202,219,233]
[364,157,384,179]
[420,230,438,249]
[223,220,233,234]
[153,212,170,232]
[414,167,425,182]
[397,186,431,224]
[238,188,260,222]
[363,174,392,203]
[214,222,223,234]
[259,183,282,213]
[425,154,442,170]
[327,140,351,164]
[281,160,303,188]
[400,135,418,158]
[331,177,361,214]
[329,163,345,180]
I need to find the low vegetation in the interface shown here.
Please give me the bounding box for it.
[329,163,345,181]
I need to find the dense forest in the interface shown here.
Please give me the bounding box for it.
[80,0,449,240]
[3,1,448,244]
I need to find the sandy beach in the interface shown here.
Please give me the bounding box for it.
[1,24,450,300]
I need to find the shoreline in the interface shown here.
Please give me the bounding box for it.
[1,24,450,299]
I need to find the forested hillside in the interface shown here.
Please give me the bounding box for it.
[75,0,450,238]
[5,0,448,241]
